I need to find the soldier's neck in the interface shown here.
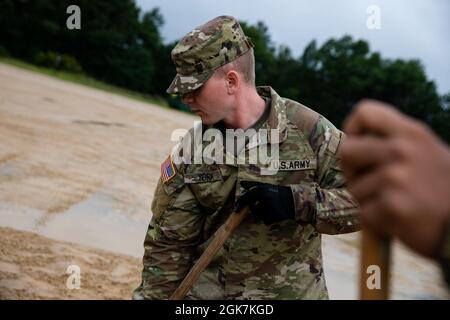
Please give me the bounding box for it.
[223,87,265,130]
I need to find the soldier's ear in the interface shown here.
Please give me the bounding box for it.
[226,70,239,94]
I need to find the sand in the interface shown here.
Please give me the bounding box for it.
[0,226,140,299]
[0,62,448,299]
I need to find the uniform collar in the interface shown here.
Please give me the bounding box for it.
[197,87,289,166]
[256,86,289,144]
[205,86,288,144]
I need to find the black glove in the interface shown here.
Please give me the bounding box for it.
[235,181,295,225]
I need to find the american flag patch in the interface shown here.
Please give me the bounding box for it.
[160,154,176,183]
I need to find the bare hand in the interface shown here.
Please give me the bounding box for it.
[340,100,450,258]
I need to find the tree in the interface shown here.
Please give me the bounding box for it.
[1,6,447,141]
[0,0,168,94]
[239,21,276,86]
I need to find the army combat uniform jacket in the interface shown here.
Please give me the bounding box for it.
[133,87,360,300]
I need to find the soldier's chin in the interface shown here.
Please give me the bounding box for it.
[199,115,214,125]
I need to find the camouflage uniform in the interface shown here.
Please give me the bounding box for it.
[133,16,360,300]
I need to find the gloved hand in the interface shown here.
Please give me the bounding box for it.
[235,181,295,225]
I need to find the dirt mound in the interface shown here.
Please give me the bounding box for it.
[0,226,140,299]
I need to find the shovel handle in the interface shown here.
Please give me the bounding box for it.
[360,229,391,300]
[169,206,251,300]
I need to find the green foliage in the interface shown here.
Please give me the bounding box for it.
[60,54,83,73]
[247,30,448,141]
[0,0,166,93]
[240,21,276,86]
[34,51,83,73]
[0,46,10,57]
[34,51,59,68]
[0,2,447,141]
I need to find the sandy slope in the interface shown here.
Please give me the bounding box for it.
[0,226,140,299]
[0,62,194,299]
[0,62,449,300]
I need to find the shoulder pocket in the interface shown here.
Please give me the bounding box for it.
[328,131,344,171]
[327,129,342,155]
[151,180,176,221]
[151,155,185,219]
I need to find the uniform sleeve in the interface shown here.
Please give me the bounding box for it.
[133,168,205,299]
[291,116,361,234]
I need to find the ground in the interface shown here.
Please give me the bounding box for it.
[0,226,140,299]
[0,62,448,299]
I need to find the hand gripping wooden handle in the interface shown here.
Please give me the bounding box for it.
[169,206,251,300]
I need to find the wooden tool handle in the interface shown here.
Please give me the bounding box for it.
[169,207,251,300]
[359,229,391,300]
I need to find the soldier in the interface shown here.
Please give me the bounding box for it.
[133,15,360,300]
[340,100,450,286]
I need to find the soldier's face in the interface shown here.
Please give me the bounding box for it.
[182,73,233,125]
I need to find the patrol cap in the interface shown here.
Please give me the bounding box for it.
[166,15,253,95]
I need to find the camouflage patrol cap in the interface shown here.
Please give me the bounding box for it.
[166,15,253,95]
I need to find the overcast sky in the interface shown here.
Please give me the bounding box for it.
[137,0,450,94]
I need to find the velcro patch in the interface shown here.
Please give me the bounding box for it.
[184,170,222,184]
[160,155,177,184]
[328,130,342,154]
